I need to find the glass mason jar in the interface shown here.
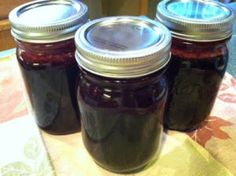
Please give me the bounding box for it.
[156,0,235,131]
[9,0,88,134]
[75,16,171,173]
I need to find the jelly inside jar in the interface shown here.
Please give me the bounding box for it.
[17,39,81,134]
[164,38,228,131]
[78,69,167,172]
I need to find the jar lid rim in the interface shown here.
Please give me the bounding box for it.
[9,0,88,43]
[75,16,171,78]
[156,0,235,41]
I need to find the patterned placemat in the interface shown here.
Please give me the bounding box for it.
[0,116,55,176]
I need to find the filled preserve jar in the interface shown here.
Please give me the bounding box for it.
[75,16,171,173]
[9,0,88,134]
[156,0,235,131]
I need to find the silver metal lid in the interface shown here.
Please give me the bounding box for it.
[156,0,235,41]
[9,0,88,43]
[75,16,171,78]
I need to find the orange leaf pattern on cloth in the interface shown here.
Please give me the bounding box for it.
[218,93,236,103]
[218,75,236,92]
[231,77,236,88]
[0,57,28,123]
[187,116,234,147]
[219,83,230,91]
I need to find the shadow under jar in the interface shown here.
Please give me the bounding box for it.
[75,16,171,173]
[9,0,88,134]
[156,0,235,131]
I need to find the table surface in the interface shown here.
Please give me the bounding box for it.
[0,50,236,176]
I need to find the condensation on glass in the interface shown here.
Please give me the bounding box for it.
[156,0,235,131]
[9,0,88,134]
[75,16,171,173]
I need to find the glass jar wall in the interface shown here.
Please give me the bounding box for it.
[75,16,171,172]
[16,39,81,134]
[156,0,235,131]
[164,38,229,131]
[78,68,167,172]
[9,0,88,134]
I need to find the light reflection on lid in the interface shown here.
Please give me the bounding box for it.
[167,1,229,20]
[18,4,79,26]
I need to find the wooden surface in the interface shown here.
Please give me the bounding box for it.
[101,0,140,16]
[140,0,148,15]
[0,0,30,20]
[84,0,103,19]
[0,19,15,51]
[0,0,30,51]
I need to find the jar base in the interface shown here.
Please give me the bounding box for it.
[39,126,81,135]
[165,119,212,132]
[94,160,149,174]
[164,124,200,132]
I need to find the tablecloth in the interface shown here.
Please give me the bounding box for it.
[0,51,235,176]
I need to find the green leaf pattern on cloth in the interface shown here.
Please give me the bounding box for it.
[36,158,55,176]
[24,137,41,160]
[1,137,54,176]
[1,162,32,176]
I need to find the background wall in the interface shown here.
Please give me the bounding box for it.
[1,0,235,51]
[0,0,31,51]
[0,0,161,51]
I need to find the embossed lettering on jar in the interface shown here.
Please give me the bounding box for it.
[75,16,171,173]
[9,0,88,134]
[156,0,235,131]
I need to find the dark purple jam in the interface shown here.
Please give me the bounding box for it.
[17,39,80,134]
[77,68,167,173]
[164,38,229,131]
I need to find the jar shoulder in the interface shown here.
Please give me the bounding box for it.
[171,38,229,60]
[78,71,168,108]
[16,39,76,65]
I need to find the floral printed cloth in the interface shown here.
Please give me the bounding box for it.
[0,50,236,176]
[187,73,236,175]
[0,51,55,176]
[0,116,55,176]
